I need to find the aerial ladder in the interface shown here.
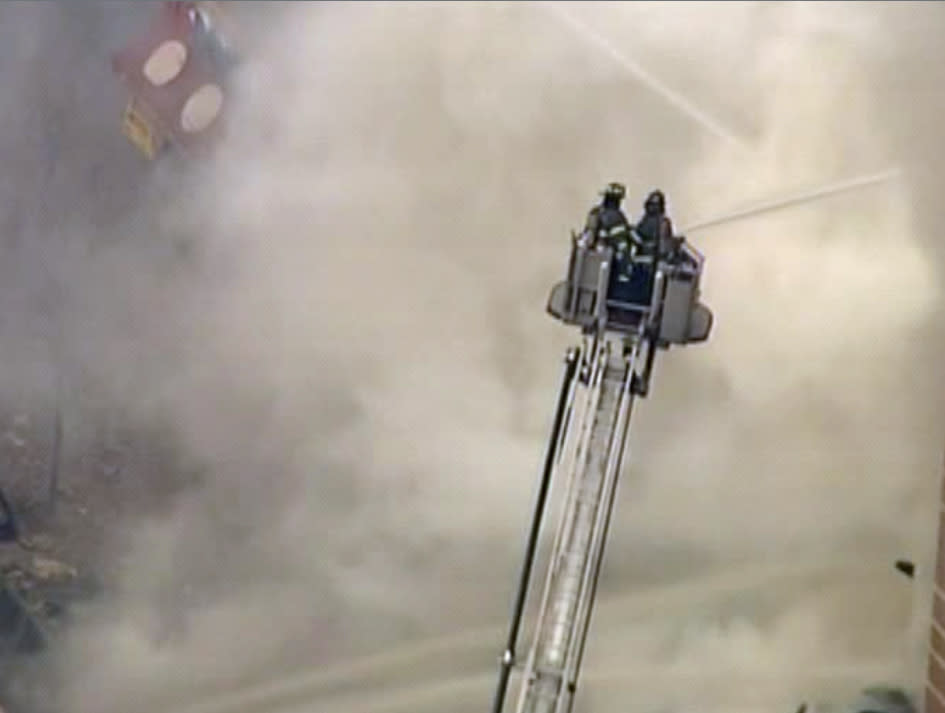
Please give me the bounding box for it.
[489,213,714,713]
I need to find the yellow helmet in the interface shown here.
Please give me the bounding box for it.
[600,182,626,203]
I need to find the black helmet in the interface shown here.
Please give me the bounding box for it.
[644,190,665,214]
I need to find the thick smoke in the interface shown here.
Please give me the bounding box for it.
[0,2,941,713]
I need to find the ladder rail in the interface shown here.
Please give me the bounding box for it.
[490,347,580,713]
[514,342,609,713]
[558,348,638,713]
[514,339,635,713]
[537,347,613,669]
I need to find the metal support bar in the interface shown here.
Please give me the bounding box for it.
[491,347,580,713]
[632,267,667,397]
[567,248,586,317]
[594,260,610,327]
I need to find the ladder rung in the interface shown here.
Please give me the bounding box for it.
[530,666,564,682]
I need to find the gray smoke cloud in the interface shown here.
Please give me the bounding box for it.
[0,2,941,713]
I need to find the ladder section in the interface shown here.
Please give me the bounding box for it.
[514,341,634,713]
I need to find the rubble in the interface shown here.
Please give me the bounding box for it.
[29,557,76,584]
[15,537,53,555]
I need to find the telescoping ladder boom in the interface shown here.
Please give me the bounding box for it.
[491,333,640,713]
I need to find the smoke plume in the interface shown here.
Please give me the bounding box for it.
[0,3,941,713]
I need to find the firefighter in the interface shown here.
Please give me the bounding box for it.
[577,183,635,303]
[581,182,632,255]
[633,189,676,259]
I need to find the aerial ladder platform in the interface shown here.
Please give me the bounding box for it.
[489,214,714,713]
